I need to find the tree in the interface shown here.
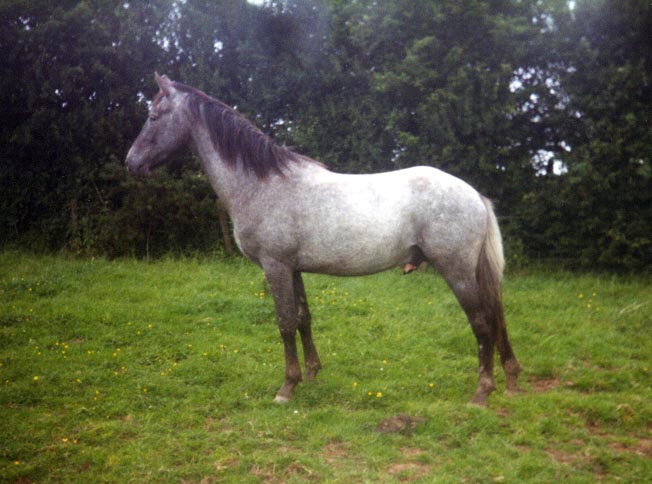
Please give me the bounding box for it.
[1,0,650,270]
[0,1,165,250]
[512,0,652,269]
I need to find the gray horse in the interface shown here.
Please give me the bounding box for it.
[126,74,522,406]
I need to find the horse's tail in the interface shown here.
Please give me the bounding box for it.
[476,196,506,350]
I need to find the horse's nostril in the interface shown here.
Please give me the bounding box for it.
[125,156,144,177]
[128,164,148,178]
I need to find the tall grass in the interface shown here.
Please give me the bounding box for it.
[1,252,651,483]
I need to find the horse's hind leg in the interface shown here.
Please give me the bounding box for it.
[466,302,498,406]
[496,322,522,394]
[439,263,521,403]
[438,267,497,406]
[293,272,322,380]
[263,259,302,403]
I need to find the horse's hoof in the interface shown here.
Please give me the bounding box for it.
[273,395,291,404]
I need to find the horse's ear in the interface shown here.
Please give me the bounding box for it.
[155,72,173,96]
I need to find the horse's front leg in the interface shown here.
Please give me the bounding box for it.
[294,272,321,381]
[263,259,302,403]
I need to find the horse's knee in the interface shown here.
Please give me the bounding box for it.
[297,308,311,330]
[503,357,521,376]
[278,316,299,337]
[279,325,296,339]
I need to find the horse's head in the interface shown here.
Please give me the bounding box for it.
[126,73,191,176]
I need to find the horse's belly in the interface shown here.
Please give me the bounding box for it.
[299,252,406,276]
[297,224,413,276]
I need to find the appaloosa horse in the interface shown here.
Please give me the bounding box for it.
[126,74,522,406]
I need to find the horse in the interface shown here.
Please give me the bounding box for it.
[125,73,522,406]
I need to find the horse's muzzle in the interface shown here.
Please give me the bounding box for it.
[125,150,150,177]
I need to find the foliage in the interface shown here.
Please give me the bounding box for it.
[0,0,650,270]
[1,254,651,482]
[510,0,652,271]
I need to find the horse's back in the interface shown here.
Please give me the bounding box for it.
[272,165,487,276]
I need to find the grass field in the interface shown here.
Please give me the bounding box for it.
[1,252,651,483]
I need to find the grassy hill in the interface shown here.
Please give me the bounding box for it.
[1,253,650,483]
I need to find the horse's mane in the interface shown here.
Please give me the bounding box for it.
[171,82,299,178]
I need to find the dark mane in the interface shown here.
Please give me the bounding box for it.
[172,82,298,178]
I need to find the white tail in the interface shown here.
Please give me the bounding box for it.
[476,196,506,346]
[482,197,505,284]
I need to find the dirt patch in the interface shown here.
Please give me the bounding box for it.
[587,422,652,457]
[609,438,652,457]
[547,433,652,479]
[249,464,277,483]
[400,447,426,459]
[285,461,316,481]
[181,477,219,484]
[387,462,432,482]
[322,440,351,464]
[586,420,606,436]
[384,447,434,482]
[213,457,239,473]
[528,377,562,392]
[249,461,317,484]
[376,414,426,434]
[546,448,578,465]
[494,407,510,418]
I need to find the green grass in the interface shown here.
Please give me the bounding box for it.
[1,252,651,483]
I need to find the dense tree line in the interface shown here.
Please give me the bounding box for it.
[1,0,650,270]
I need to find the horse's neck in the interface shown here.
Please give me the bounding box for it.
[190,125,245,212]
[191,122,281,217]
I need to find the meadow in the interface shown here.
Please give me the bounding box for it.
[1,252,651,483]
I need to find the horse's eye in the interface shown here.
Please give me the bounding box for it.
[148,113,158,121]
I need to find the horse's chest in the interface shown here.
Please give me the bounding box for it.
[232,216,298,265]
